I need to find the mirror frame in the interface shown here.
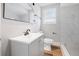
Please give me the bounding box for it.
[3,3,30,23]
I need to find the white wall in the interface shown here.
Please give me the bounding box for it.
[1,3,41,56]
[41,24,56,39]
[30,4,41,33]
[0,3,1,56]
[60,3,79,55]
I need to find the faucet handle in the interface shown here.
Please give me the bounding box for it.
[27,29,30,32]
[23,29,31,34]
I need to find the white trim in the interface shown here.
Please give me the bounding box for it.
[60,44,70,56]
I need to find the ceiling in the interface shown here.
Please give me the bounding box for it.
[38,3,54,7]
[26,3,55,8]
[7,3,56,11]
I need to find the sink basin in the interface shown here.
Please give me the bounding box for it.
[10,32,44,44]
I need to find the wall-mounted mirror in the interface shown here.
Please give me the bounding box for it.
[3,3,32,23]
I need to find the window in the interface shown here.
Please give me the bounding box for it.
[42,7,56,24]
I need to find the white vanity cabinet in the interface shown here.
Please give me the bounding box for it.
[10,33,44,56]
[29,36,44,56]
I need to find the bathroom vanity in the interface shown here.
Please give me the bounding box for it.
[9,32,44,56]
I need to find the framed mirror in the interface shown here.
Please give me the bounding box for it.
[3,3,31,23]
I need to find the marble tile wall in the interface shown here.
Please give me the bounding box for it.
[60,4,79,55]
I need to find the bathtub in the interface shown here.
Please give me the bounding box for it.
[44,38,70,56]
[60,44,70,56]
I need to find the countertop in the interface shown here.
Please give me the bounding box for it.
[9,32,44,44]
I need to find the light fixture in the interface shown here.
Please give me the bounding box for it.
[33,3,35,6]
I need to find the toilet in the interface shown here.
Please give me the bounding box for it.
[44,38,54,51]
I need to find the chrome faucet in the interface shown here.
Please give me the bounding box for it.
[24,29,30,36]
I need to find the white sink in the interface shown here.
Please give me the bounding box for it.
[10,33,44,44]
[9,32,44,56]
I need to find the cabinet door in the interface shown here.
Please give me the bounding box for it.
[11,40,28,56]
[29,39,40,56]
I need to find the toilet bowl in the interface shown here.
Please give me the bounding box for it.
[44,38,54,51]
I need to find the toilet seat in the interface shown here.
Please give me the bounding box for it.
[44,38,54,51]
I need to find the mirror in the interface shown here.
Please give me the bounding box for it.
[3,3,31,23]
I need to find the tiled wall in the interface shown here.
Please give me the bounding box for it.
[60,4,79,55]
